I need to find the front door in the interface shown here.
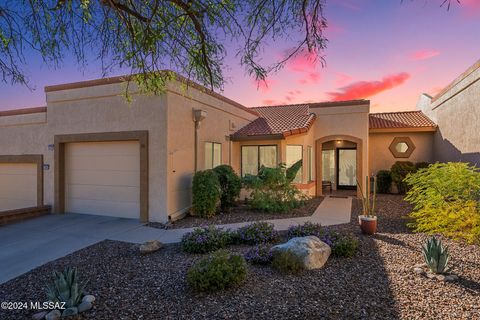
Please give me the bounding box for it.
[336,148,357,189]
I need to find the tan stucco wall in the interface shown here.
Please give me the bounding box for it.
[369,132,434,174]
[418,60,480,164]
[165,82,257,219]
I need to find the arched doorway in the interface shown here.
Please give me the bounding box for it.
[315,135,364,197]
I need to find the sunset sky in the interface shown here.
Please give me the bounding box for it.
[0,0,479,112]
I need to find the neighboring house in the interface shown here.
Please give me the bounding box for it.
[0,60,477,223]
[417,59,480,165]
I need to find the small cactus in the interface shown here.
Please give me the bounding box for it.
[46,267,87,309]
[422,236,450,274]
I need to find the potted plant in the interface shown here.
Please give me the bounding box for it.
[357,175,377,235]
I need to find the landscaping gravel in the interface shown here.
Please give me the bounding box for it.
[148,197,324,229]
[1,194,479,320]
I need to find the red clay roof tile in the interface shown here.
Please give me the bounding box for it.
[369,111,436,129]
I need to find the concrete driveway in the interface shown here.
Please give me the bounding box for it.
[0,213,146,284]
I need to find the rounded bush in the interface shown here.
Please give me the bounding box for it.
[236,222,278,245]
[390,161,416,194]
[244,244,273,265]
[213,165,241,212]
[286,222,323,239]
[271,250,304,274]
[331,235,358,258]
[376,170,392,194]
[181,226,232,254]
[192,169,221,218]
[187,250,247,292]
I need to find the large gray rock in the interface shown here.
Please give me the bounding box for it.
[271,236,331,270]
[45,310,61,320]
[139,240,163,254]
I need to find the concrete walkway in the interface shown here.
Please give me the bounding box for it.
[0,196,351,284]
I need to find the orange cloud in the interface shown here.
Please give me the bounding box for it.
[253,78,276,93]
[328,72,411,101]
[410,49,440,61]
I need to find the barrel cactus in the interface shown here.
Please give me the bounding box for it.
[422,236,450,274]
[46,267,87,308]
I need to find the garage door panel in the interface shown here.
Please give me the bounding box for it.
[65,141,140,219]
[66,198,139,218]
[0,163,37,211]
[67,184,140,202]
[67,170,140,187]
[66,155,139,172]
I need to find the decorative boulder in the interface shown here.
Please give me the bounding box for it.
[139,240,163,254]
[271,236,331,270]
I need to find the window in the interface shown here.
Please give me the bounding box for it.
[286,145,303,183]
[322,149,335,184]
[307,146,314,181]
[241,145,277,176]
[388,137,416,158]
[205,142,222,169]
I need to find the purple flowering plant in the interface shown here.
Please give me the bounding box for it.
[181,225,233,254]
[236,222,278,245]
[244,244,273,264]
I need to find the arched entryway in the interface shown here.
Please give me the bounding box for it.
[315,135,364,197]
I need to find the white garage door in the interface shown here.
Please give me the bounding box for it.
[65,141,140,219]
[0,163,37,211]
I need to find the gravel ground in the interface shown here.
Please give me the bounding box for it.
[148,197,324,229]
[1,194,479,320]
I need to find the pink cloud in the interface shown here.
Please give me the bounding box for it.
[261,99,276,106]
[335,73,353,86]
[458,0,480,17]
[328,72,411,101]
[410,49,440,61]
[285,90,303,103]
[252,78,276,93]
[286,50,319,73]
[297,72,321,85]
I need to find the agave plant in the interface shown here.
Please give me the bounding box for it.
[422,236,450,274]
[46,267,87,308]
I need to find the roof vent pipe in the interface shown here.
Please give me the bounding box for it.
[193,109,207,172]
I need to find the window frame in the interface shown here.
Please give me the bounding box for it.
[286,144,304,183]
[307,146,313,182]
[241,145,278,176]
[204,141,222,169]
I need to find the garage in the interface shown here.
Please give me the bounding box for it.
[0,163,37,212]
[65,141,140,219]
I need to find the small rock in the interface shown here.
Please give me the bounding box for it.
[436,274,446,281]
[45,310,61,320]
[62,307,78,317]
[414,263,427,268]
[32,311,48,320]
[426,272,436,279]
[413,267,424,274]
[77,301,92,313]
[82,295,95,303]
[139,240,163,254]
[445,274,459,282]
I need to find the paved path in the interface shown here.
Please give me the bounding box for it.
[0,196,351,284]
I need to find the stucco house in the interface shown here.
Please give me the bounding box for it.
[0,59,478,224]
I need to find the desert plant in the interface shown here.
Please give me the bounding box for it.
[415,162,430,170]
[376,170,392,194]
[405,162,480,244]
[181,226,232,254]
[192,169,221,218]
[271,250,304,274]
[236,221,278,245]
[46,267,86,309]
[357,175,377,217]
[213,165,241,212]
[187,250,247,292]
[391,161,416,194]
[244,244,273,264]
[242,160,307,213]
[331,234,358,258]
[286,222,323,239]
[422,236,450,274]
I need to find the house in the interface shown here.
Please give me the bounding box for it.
[0,60,477,224]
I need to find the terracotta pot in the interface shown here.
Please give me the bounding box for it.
[360,216,377,235]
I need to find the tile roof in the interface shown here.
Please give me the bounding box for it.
[231,104,316,140]
[369,111,436,129]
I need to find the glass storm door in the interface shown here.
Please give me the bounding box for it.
[337,149,357,189]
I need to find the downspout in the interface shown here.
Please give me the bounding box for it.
[193,109,207,172]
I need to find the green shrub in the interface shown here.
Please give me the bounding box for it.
[243,160,307,213]
[376,170,392,194]
[187,250,247,292]
[244,244,273,264]
[331,235,358,258]
[213,165,241,213]
[271,250,304,274]
[181,226,232,254]
[192,170,221,218]
[405,162,480,244]
[391,161,416,194]
[236,221,278,245]
[286,222,323,239]
[415,162,430,170]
